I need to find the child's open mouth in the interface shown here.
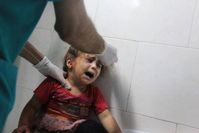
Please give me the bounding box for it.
[84,71,94,79]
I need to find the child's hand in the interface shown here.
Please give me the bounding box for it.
[12,125,30,133]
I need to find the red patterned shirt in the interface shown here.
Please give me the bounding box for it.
[34,78,108,131]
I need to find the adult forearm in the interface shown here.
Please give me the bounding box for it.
[18,106,35,127]
[18,103,36,127]
[20,42,44,65]
[53,0,105,54]
[18,96,42,128]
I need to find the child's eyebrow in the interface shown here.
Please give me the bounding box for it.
[88,56,97,61]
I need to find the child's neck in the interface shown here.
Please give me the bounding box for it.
[66,77,87,95]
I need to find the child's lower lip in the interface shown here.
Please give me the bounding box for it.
[83,74,92,80]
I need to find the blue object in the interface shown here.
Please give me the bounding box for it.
[0,0,59,132]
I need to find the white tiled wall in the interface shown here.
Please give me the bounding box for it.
[94,37,138,110]
[177,125,199,133]
[111,109,176,133]
[4,0,199,132]
[95,0,196,47]
[127,43,199,128]
[190,1,199,49]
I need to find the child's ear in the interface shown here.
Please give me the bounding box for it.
[66,59,73,69]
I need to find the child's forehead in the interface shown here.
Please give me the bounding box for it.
[78,52,103,66]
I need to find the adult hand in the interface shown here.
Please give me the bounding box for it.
[34,57,70,88]
[53,0,105,54]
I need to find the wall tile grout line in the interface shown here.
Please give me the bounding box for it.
[175,124,178,133]
[103,35,199,50]
[127,111,199,130]
[187,0,198,48]
[124,44,139,112]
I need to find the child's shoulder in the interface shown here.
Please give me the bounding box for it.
[42,77,61,86]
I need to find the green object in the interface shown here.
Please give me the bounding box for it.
[0,0,59,132]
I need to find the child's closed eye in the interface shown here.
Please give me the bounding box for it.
[86,57,103,69]
[87,57,95,63]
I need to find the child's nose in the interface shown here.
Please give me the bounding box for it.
[91,62,97,69]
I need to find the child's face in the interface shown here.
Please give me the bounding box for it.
[68,53,103,85]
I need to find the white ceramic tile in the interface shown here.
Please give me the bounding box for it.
[110,109,176,133]
[3,110,19,133]
[16,57,45,90]
[4,86,37,133]
[28,29,52,54]
[189,1,199,49]
[127,42,199,128]
[12,86,34,114]
[47,31,70,69]
[95,0,196,46]
[84,0,99,22]
[4,86,33,133]
[4,87,33,133]
[36,2,55,30]
[17,29,52,89]
[177,125,199,133]
[94,38,138,110]
[11,85,25,113]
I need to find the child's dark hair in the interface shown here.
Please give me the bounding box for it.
[63,47,80,72]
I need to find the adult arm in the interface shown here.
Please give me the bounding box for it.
[13,95,42,133]
[98,109,122,133]
[20,42,69,88]
[20,42,44,65]
[53,0,105,54]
